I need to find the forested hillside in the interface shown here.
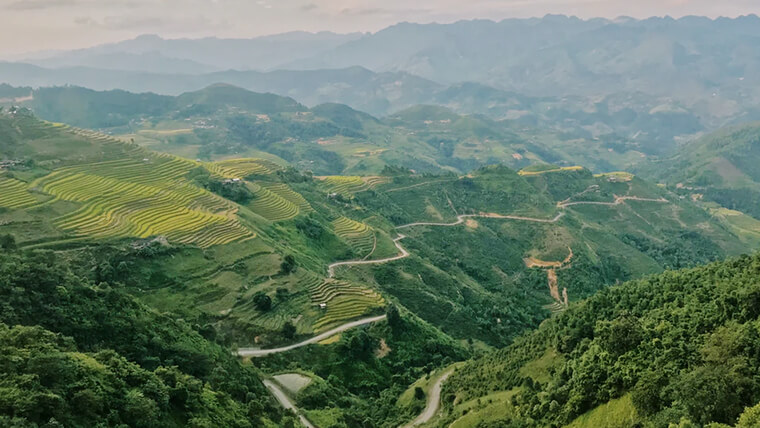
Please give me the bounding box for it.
[0,250,288,427]
[443,253,760,427]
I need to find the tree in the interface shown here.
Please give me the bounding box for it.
[281,322,296,340]
[280,255,296,274]
[386,304,402,330]
[738,403,760,428]
[632,371,668,416]
[252,292,272,312]
[276,288,289,301]
[414,387,425,400]
[0,234,16,250]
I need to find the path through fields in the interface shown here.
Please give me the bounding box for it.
[263,380,316,428]
[401,367,456,428]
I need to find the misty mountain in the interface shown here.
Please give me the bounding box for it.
[284,15,760,96]
[18,32,364,72]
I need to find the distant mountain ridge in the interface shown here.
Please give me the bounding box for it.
[15,31,364,72]
[3,15,760,149]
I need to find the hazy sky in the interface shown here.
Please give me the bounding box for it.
[1,0,759,55]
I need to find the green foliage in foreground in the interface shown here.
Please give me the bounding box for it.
[445,253,760,427]
[0,250,282,427]
[254,306,469,427]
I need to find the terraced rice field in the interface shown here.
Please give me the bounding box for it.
[319,176,370,196]
[31,152,253,247]
[260,182,314,213]
[206,158,281,179]
[331,217,375,257]
[0,177,38,209]
[248,183,303,222]
[518,166,584,176]
[362,176,392,189]
[308,278,384,332]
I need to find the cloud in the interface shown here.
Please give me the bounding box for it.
[5,0,80,10]
[72,13,228,32]
[339,6,431,17]
[301,2,318,11]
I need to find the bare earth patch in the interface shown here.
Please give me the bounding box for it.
[465,219,479,229]
[375,338,391,358]
[547,269,561,302]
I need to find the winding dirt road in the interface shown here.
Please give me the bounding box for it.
[559,195,668,208]
[328,234,410,278]
[263,380,316,428]
[401,367,456,428]
[238,315,387,357]
[396,212,565,229]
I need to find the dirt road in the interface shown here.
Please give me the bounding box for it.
[396,212,565,229]
[263,380,316,428]
[328,234,409,278]
[401,367,456,427]
[559,195,668,208]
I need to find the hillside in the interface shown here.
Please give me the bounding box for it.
[1,110,757,427]
[0,64,724,157]
[442,252,760,427]
[642,123,760,242]
[0,250,286,427]
[1,84,673,175]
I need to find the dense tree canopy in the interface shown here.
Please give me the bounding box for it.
[0,250,282,427]
[446,253,760,427]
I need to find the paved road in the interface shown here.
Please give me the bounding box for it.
[402,367,456,428]
[328,234,409,278]
[238,315,387,357]
[263,380,316,428]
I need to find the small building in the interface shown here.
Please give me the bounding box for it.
[319,303,327,310]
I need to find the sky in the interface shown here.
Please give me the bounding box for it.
[0,0,759,55]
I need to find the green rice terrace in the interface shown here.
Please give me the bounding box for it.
[331,216,376,257]
[0,176,40,209]
[317,175,389,196]
[205,157,282,179]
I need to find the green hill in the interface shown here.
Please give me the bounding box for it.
[442,252,760,427]
[3,84,665,176]
[642,123,760,244]
[1,110,757,427]
[0,250,286,428]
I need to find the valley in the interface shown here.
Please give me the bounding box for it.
[1,99,753,426]
[4,15,760,425]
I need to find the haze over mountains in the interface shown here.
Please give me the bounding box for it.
[4,15,760,145]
